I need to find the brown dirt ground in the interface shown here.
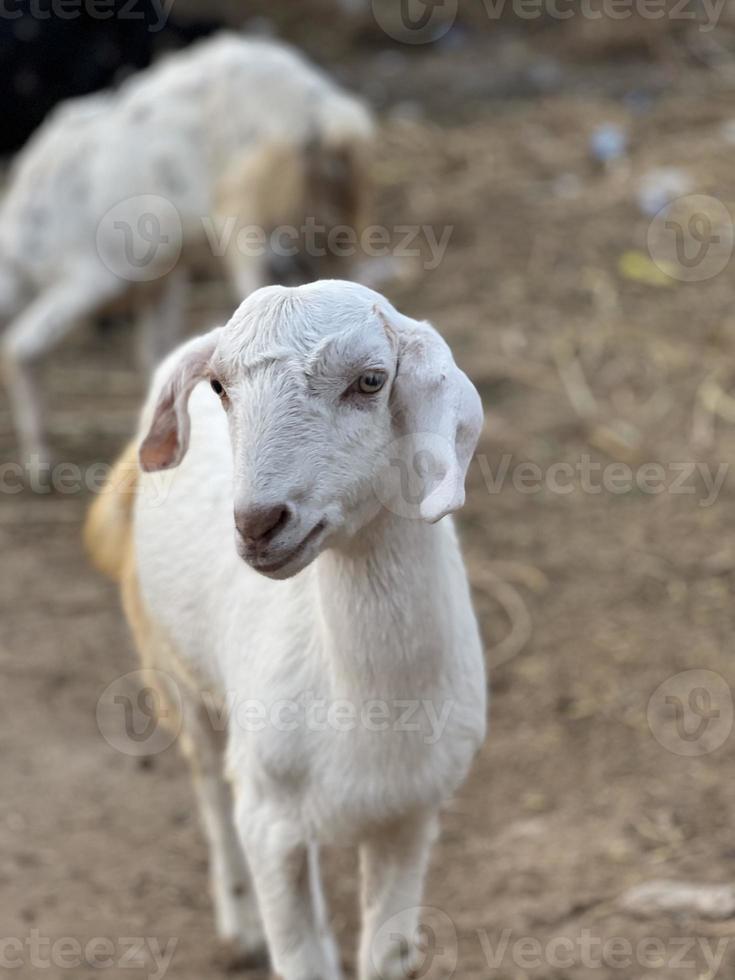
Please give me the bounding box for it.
[3,17,735,980]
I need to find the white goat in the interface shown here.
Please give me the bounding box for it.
[86,280,486,980]
[0,33,373,475]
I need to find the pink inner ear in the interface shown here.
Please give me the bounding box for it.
[136,326,221,474]
[139,428,180,472]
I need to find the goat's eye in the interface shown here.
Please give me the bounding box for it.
[357,371,386,394]
[210,379,225,397]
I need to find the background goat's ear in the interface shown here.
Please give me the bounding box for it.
[139,328,222,473]
[385,310,484,523]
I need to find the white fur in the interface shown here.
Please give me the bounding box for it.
[133,281,486,980]
[0,33,373,473]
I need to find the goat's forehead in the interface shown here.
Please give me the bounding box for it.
[214,291,387,370]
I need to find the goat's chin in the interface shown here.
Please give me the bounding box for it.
[246,548,320,580]
[253,558,312,581]
[238,520,328,580]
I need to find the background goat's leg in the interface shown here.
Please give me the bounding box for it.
[217,212,269,302]
[358,812,439,980]
[235,803,340,980]
[0,261,24,328]
[179,702,267,965]
[136,266,189,374]
[1,271,123,477]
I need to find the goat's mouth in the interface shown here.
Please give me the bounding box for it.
[246,520,327,576]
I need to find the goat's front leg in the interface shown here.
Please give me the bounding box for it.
[179,702,267,967]
[358,812,439,980]
[235,801,339,980]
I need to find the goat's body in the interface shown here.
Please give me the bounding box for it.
[134,382,485,844]
[87,282,486,980]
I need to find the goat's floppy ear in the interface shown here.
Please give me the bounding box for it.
[139,328,222,472]
[382,308,483,523]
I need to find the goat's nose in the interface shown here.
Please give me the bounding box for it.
[235,504,290,545]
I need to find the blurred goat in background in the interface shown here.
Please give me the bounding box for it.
[0,32,374,476]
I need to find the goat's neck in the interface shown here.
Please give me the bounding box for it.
[313,511,448,693]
